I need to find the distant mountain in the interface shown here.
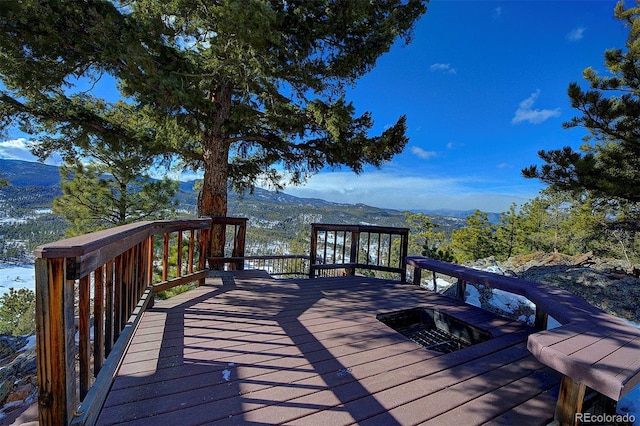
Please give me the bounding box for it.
[0,159,469,233]
[418,208,501,224]
[0,159,60,187]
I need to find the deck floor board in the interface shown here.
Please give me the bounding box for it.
[96,272,560,425]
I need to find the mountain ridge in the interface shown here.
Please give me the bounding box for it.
[0,159,497,221]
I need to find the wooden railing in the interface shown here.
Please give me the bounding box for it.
[407,256,640,425]
[216,255,311,278]
[34,219,211,426]
[310,224,409,281]
[407,256,604,330]
[207,217,248,270]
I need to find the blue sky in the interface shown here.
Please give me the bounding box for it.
[0,0,631,213]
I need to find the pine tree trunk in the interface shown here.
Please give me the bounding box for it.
[198,82,232,260]
[199,137,229,259]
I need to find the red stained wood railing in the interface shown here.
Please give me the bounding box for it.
[35,219,211,426]
[309,223,409,281]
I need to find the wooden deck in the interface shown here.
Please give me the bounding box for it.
[95,271,561,425]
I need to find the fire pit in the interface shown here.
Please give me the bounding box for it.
[377,307,491,354]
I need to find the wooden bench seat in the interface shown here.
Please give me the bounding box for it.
[406,256,640,425]
[528,317,640,402]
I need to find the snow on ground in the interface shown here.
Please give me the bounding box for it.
[0,264,35,297]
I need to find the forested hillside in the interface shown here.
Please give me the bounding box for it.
[0,159,463,261]
[3,158,639,267]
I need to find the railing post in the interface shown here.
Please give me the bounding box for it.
[209,217,226,270]
[412,266,422,286]
[348,230,359,276]
[198,228,209,286]
[36,257,77,425]
[534,307,548,331]
[456,278,466,301]
[232,220,247,270]
[309,224,318,278]
[400,230,408,282]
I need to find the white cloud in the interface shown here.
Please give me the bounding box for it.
[497,163,513,169]
[494,7,502,19]
[512,90,561,125]
[567,27,585,42]
[0,138,36,161]
[0,138,62,165]
[411,146,436,160]
[280,170,536,213]
[430,63,457,74]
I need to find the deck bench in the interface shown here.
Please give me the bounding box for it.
[406,256,640,426]
[528,315,640,424]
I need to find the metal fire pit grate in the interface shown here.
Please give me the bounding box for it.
[377,307,491,354]
[394,323,472,354]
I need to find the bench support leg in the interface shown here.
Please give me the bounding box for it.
[555,375,586,426]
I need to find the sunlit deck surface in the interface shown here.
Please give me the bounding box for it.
[96,271,561,425]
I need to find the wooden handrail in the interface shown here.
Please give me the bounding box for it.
[407,256,640,425]
[406,256,602,327]
[35,218,212,426]
[310,224,409,280]
[207,217,248,270]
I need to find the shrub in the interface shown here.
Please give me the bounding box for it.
[0,288,36,336]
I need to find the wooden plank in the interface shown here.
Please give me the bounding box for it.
[79,275,91,400]
[425,367,560,425]
[93,274,560,425]
[71,286,155,426]
[94,265,105,375]
[150,271,209,294]
[529,324,640,400]
[36,258,76,425]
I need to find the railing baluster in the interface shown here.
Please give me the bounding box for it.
[366,232,371,265]
[79,274,91,400]
[188,230,195,274]
[162,232,169,281]
[177,231,183,277]
[113,255,123,340]
[105,261,114,355]
[94,265,105,375]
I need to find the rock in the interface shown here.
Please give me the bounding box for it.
[0,336,37,423]
[0,336,27,361]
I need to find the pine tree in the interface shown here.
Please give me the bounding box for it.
[523,1,640,203]
[0,288,35,336]
[0,0,428,256]
[494,203,523,260]
[450,210,495,262]
[54,161,178,236]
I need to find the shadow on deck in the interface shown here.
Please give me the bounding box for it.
[96,271,560,425]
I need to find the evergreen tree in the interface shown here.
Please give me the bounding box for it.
[494,203,523,260]
[54,161,178,236]
[523,1,640,204]
[0,0,428,256]
[450,210,495,262]
[37,100,180,236]
[403,212,453,261]
[0,288,35,336]
[518,197,554,253]
[562,192,604,255]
